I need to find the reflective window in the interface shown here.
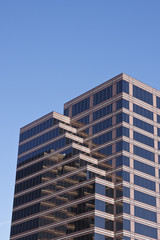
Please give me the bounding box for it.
[157,114,160,123]
[78,115,89,124]
[157,96,160,109]
[116,112,129,124]
[116,171,130,182]
[134,145,155,162]
[157,128,160,137]
[134,175,155,191]
[64,108,69,116]
[134,190,156,206]
[135,206,157,222]
[116,155,130,167]
[133,103,153,120]
[99,145,112,156]
[18,128,60,155]
[93,117,112,134]
[133,117,154,134]
[93,85,112,106]
[116,126,129,138]
[134,160,155,176]
[93,104,112,121]
[116,141,130,152]
[19,118,56,142]
[116,99,129,110]
[93,131,112,145]
[123,219,130,231]
[133,131,154,148]
[133,85,153,105]
[123,186,130,198]
[72,97,90,117]
[117,80,129,94]
[123,202,130,214]
[135,222,157,239]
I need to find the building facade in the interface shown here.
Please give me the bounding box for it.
[10,73,160,240]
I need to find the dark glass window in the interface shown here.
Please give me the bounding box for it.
[78,115,89,124]
[18,137,66,164]
[18,128,60,155]
[133,85,153,105]
[157,114,160,123]
[116,141,130,152]
[117,80,129,94]
[116,155,129,167]
[158,141,160,150]
[134,190,156,206]
[123,202,130,214]
[116,99,129,110]
[99,145,112,156]
[123,237,130,240]
[93,104,112,121]
[72,97,90,117]
[64,108,69,116]
[93,86,112,106]
[133,103,153,120]
[157,96,160,109]
[95,216,105,229]
[123,186,130,198]
[134,175,155,191]
[93,117,112,134]
[134,145,155,162]
[133,117,154,134]
[134,160,155,176]
[133,131,154,148]
[116,112,129,124]
[123,219,130,231]
[116,171,130,182]
[135,222,157,239]
[96,183,105,196]
[92,131,112,145]
[95,199,105,212]
[94,233,105,240]
[19,118,56,142]
[135,206,157,222]
[116,126,129,138]
[157,128,160,137]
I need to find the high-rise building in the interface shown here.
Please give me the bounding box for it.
[10,73,160,240]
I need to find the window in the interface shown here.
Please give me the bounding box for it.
[116,141,130,152]
[133,117,154,134]
[92,131,112,145]
[93,104,112,121]
[135,222,157,239]
[117,80,129,94]
[123,186,130,198]
[116,155,130,167]
[134,160,155,176]
[99,145,112,156]
[157,128,160,137]
[93,85,112,106]
[134,190,156,206]
[133,85,153,105]
[134,175,155,191]
[116,112,129,124]
[72,97,90,116]
[116,99,129,110]
[133,103,153,120]
[64,108,69,116]
[135,206,157,222]
[19,118,56,142]
[93,118,112,134]
[157,96,160,109]
[157,114,160,123]
[116,171,130,182]
[123,202,130,214]
[78,115,89,124]
[116,126,129,138]
[133,131,154,148]
[134,145,155,162]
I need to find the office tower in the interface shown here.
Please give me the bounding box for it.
[10,73,160,240]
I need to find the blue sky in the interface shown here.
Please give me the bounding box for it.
[0,1,160,239]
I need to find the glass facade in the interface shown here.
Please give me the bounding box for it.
[11,74,160,240]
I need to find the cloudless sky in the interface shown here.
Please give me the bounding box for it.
[0,1,160,239]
